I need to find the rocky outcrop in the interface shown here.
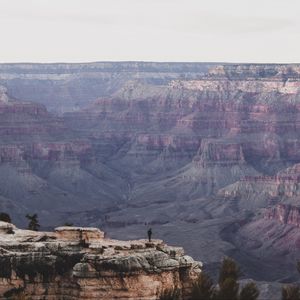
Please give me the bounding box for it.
[194,139,246,166]
[0,86,9,103]
[264,204,300,227]
[216,162,300,213]
[0,87,63,140]
[0,222,201,300]
[0,88,91,165]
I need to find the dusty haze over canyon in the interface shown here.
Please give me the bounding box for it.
[1,62,300,286]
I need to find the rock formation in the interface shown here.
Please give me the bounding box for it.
[0,222,201,299]
[0,86,9,103]
[2,62,300,282]
[265,204,300,226]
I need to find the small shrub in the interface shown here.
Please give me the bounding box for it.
[191,272,215,300]
[282,284,300,300]
[63,222,73,226]
[218,257,240,285]
[240,282,259,300]
[0,212,11,223]
[218,277,239,300]
[25,214,40,231]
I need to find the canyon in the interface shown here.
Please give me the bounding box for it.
[0,62,300,286]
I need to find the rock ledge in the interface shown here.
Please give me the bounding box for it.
[0,223,201,299]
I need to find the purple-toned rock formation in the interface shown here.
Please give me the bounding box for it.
[1,62,300,282]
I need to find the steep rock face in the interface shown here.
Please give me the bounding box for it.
[265,204,300,227]
[0,222,201,300]
[216,162,300,213]
[0,86,9,103]
[194,140,246,166]
[0,86,63,140]
[224,216,300,281]
[228,205,300,282]
[0,86,89,166]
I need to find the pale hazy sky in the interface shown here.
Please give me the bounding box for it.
[0,0,299,63]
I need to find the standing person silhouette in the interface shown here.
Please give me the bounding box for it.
[147,228,152,242]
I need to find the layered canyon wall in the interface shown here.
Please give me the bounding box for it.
[1,63,300,281]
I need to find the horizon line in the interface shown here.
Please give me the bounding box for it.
[0,60,299,66]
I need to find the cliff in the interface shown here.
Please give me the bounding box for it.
[264,204,300,227]
[227,202,300,282]
[0,222,201,300]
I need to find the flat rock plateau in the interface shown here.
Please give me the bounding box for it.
[0,221,201,299]
[0,62,300,286]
